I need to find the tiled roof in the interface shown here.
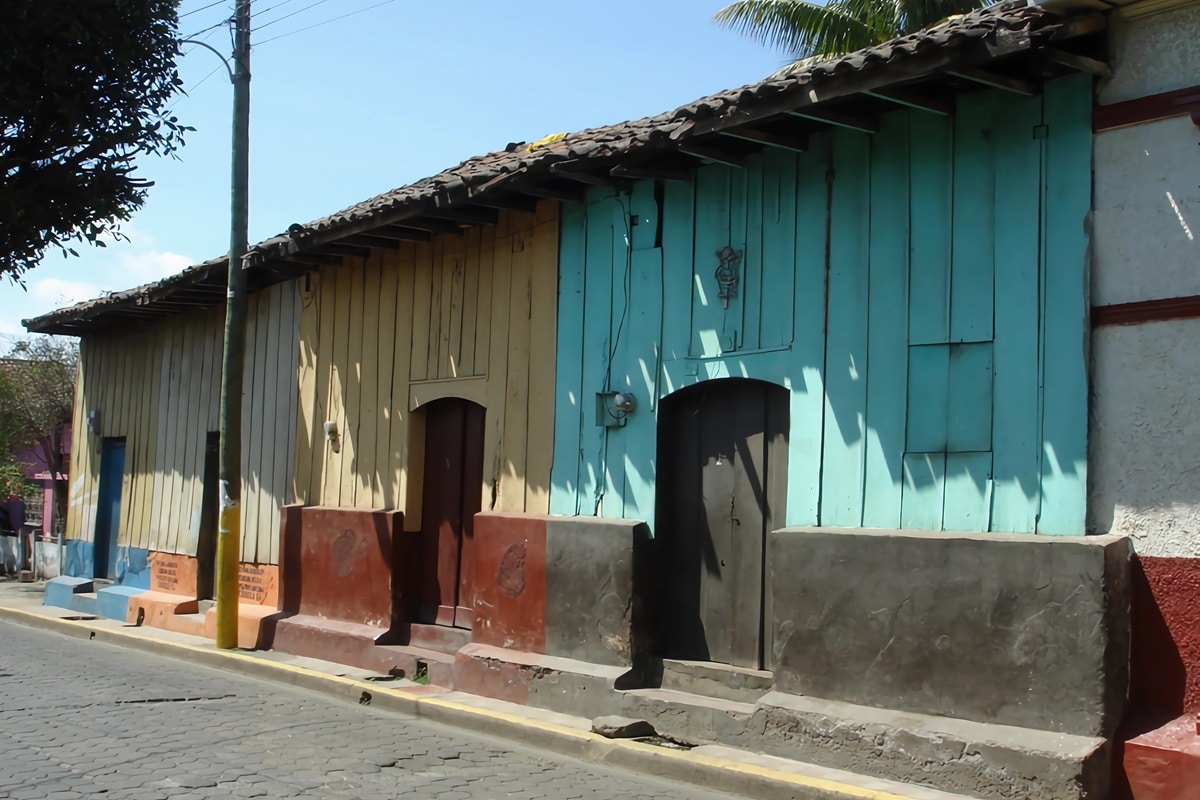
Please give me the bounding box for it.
[24,0,1102,334]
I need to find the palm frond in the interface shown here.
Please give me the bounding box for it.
[715,0,878,59]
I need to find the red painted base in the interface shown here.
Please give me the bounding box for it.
[1120,714,1200,800]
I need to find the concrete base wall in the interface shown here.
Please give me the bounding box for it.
[770,527,1132,737]
[471,513,650,667]
[277,505,413,629]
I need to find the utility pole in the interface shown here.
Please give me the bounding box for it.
[215,0,251,649]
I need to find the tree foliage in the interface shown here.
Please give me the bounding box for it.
[0,0,188,280]
[715,0,993,65]
[0,337,79,518]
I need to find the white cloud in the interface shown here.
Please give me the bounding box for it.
[119,249,193,285]
[28,277,102,312]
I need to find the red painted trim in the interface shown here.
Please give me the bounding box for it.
[1094,84,1200,132]
[1092,295,1200,327]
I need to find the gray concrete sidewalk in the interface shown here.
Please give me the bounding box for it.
[0,577,963,800]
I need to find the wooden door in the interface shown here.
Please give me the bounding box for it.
[419,398,485,628]
[93,438,126,581]
[657,380,788,669]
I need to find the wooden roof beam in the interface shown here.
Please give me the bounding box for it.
[397,218,464,236]
[610,163,693,183]
[316,243,371,260]
[719,127,809,153]
[947,67,1039,96]
[343,233,403,250]
[425,206,500,227]
[474,194,540,214]
[679,142,749,168]
[373,224,432,242]
[1043,48,1111,78]
[788,108,880,134]
[518,183,588,203]
[862,87,953,115]
[549,161,629,189]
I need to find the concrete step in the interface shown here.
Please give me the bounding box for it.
[374,645,456,687]
[71,592,100,617]
[453,643,627,715]
[406,622,471,654]
[43,576,93,610]
[660,658,773,704]
[197,599,216,614]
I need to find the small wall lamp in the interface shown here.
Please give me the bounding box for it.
[87,410,101,436]
[595,391,637,428]
[323,420,338,443]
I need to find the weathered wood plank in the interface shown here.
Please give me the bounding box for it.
[1038,74,1091,536]
[483,213,513,512]
[821,130,871,526]
[526,214,559,513]
[908,112,953,345]
[943,451,993,532]
[947,341,993,452]
[459,227,480,377]
[548,199,588,516]
[906,344,949,453]
[760,148,797,350]
[409,241,433,383]
[659,182,695,367]
[691,165,733,358]
[578,198,617,515]
[358,256,382,507]
[387,250,415,512]
[787,137,829,526]
[990,91,1043,533]
[293,271,320,505]
[862,111,910,529]
[901,452,946,530]
[502,222,533,513]
[950,91,997,343]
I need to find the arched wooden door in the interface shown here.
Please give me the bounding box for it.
[419,398,486,629]
[656,379,788,669]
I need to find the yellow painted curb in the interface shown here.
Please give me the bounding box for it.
[0,605,932,800]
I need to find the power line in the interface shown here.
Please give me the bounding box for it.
[253,0,400,46]
[251,0,306,19]
[251,0,333,32]
[183,16,232,41]
[179,1,228,19]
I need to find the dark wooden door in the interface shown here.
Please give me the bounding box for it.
[657,380,788,669]
[93,438,126,581]
[196,432,220,600]
[419,398,485,629]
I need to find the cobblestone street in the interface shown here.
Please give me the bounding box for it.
[0,620,738,800]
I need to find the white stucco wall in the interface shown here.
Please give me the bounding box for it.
[1101,3,1200,104]
[1092,115,1200,305]
[1089,319,1200,557]
[1089,1,1200,558]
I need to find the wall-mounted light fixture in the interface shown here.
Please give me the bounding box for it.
[323,420,338,443]
[87,410,101,436]
[595,391,637,428]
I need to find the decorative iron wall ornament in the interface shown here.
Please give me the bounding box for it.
[714,246,742,309]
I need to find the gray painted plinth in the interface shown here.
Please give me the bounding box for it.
[545,517,650,667]
[768,528,1132,737]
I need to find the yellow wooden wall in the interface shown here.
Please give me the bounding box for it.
[66,281,300,564]
[294,203,559,521]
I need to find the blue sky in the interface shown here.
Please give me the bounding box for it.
[0,0,783,343]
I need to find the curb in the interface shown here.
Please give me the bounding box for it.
[0,605,923,800]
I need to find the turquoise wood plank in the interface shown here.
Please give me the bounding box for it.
[1037,75,1091,536]
[943,451,993,532]
[760,148,797,349]
[580,194,620,516]
[604,194,635,520]
[901,452,946,530]
[621,247,664,522]
[990,92,1043,533]
[906,344,949,453]
[690,165,732,357]
[947,342,993,452]
[727,164,749,351]
[821,131,871,526]
[742,153,765,351]
[863,111,910,529]
[548,198,589,515]
[787,138,830,525]
[950,91,997,344]
[908,112,953,345]
[631,179,658,252]
[660,180,695,365]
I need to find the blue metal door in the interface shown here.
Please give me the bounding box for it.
[93,439,125,580]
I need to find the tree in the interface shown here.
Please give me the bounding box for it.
[0,337,79,528]
[714,0,994,66]
[0,1,188,280]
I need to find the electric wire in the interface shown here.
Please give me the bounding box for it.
[251,0,307,19]
[253,0,400,46]
[179,0,227,19]
[250,0,333,32]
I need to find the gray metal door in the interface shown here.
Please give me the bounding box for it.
[657,379,788,669]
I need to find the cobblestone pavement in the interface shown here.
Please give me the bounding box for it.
[0,620,738,800]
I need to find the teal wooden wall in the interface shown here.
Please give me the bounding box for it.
[549,76,1091,535]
